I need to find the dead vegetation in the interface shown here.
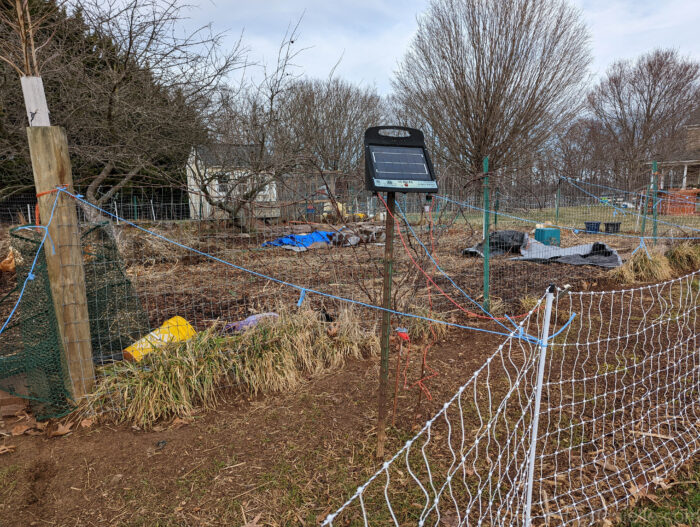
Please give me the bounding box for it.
[82,307,378,428]
[610,241,700,284]
[665,241,700,274]
[610,249,673,284]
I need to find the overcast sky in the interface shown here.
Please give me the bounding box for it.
[187,0,700,94]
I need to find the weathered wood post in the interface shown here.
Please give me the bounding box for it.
[27,124,95,399]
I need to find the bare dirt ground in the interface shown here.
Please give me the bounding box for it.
[0,219,658,526]
[1,325,504,526]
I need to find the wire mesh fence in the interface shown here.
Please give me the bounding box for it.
[0,180,698,524]
[323,270,700,525]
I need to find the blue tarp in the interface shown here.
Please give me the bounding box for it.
[262,230,334,250]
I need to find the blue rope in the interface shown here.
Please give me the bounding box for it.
[631,238,651,259]
[434,195,700,241]
[563,177,696,201]
[546,313,576,343]
[58,188,544,343]
[394,201,516,333]
[0,194,60,336]
[562,177,700,234]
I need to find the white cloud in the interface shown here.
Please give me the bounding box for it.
[185,0,700,93]
[572,0,700,76]
[184,0,428,94]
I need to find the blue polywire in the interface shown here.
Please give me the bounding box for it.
[564,177,696,201]
[545,313,576,343]
[631,238,651,259]
[58,188,544,343]
[0,194,60,336]
[393,200,516,333]
[433,194,700,241]
[14,225,56,255]
[562,177,700,234]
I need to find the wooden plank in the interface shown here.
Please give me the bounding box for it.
[20,77,51,126]
[27,126,94,398]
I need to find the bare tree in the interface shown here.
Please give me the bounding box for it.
[283,77,385,211]
[285,77,384,175]
[0,0,68,199]
[551,117,612,185]
[587,49,700,190]
[0,0,245,209]
[0,0,60,77]
[187,22,304,229]
[392,0,591,184]
[65,0,244,214]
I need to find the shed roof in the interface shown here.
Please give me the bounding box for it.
[656,150,700,165]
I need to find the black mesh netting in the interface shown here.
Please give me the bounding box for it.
[0,224,150,419]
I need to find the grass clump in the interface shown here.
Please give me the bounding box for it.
[610,250,673,284]
[519,294,540,314]
[84,307,378,428]
[406,306,449,342]
[665,242,700,274]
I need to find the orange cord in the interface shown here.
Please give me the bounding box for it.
[377,193,537,322]
[34,185,67,225]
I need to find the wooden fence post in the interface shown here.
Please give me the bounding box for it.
[27,126,94,398]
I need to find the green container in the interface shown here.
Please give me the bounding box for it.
[535,227,560,246]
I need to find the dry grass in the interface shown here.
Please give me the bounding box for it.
[487,296,506,316]
[665,242,700,274]
[610,250,673,284]
[118,223,199,264]
[83,307,378,428]
[519,294,540,313]
[406,306,450,342]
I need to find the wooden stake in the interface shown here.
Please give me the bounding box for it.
[27,126,94,398]
[376,192,395,459]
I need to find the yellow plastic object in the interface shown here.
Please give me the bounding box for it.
[123,316,197,362]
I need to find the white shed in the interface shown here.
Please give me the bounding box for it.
[186,144,280,220]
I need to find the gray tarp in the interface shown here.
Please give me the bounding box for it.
[463,230,622,268]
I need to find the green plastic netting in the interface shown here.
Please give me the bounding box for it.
[81,224,151,364]
[0,224,149,419]
[0,228,72,419]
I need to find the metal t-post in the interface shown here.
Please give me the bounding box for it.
[555,179,561,224]
[524,285,556,527]
[640,184,650,237]
[482,157,490,312]
[376,191,396,459]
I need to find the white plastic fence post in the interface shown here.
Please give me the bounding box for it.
[524,285,556,527]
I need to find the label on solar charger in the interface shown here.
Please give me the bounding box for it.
[372,179,438,189]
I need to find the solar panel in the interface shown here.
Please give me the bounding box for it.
[369,146,432,181]
[364,127,438,193]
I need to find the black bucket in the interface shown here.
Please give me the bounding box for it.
[604,222,621,234]
[584,221,601,234]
